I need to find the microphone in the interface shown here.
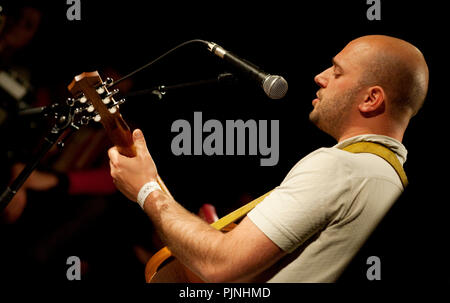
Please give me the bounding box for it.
[205,41,288,99]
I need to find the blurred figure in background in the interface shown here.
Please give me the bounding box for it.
[0,3,155,283]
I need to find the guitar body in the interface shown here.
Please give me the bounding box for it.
[149,259,190,283]
[146,255,204,283]
[145,220,241,283]
[144,191,273,283]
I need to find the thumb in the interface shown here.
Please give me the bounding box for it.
[132,129,148,152]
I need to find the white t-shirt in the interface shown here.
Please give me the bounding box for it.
[247,134,407,282]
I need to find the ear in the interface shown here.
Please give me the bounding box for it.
[358,86,385,117]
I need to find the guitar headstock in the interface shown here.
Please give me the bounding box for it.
[67,71,136,157]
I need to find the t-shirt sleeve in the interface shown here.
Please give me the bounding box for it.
[247,149,351,253]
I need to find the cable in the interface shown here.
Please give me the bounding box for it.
[110,39,209,87]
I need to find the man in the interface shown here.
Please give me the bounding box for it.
[108,35,429,282]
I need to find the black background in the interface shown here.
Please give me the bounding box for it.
[1,0,448,296]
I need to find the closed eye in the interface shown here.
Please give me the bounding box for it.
[332,57,343,77]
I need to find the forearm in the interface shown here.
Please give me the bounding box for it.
[143,190,228,282]
[108,130,284,282]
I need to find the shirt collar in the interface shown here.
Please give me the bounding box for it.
[334,134,408,164]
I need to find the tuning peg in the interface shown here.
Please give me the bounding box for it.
[112,98,126,108]
[105,98,125,113]
[93,114,101,122]
[80,115,90,125]
[96,86,106,95]
[109,89,120,96]
[104,77,114,87]
[74,107,83,115]
[78,94,87,103]
[102,89,119,104]
[66,97,75,107]
[108,106,117,114]
[103,97,111,105]
[86,104,95,113]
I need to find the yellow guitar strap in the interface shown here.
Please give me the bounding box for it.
[210,190,273,231]
[211,141,407,231]
[341,141,408,188]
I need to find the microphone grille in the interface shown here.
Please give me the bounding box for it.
[263,75,288,99]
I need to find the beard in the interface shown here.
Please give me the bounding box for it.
[309,86,360,139]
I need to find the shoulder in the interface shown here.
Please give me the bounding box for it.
[274,148,355,215]
[284,147,353,183]
[286,146,401,189]
[248,148,355,251]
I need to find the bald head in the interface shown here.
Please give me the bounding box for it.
[349,35,429,120]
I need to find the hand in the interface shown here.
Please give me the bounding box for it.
[0,188,27,224]
[11,163,59,191]
[108,129,157,202]
[1,163,59,223]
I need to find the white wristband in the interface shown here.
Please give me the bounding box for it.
[137,181,161,209]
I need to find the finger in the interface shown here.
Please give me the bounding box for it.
[109,160,116,178]
[108,147,120,165]
[132,129,148,154]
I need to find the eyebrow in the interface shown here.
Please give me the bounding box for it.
[332,57,343,71]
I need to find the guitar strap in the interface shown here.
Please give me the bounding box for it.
[210,141,408,231]
[341,141,408,188]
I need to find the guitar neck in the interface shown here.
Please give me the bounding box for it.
[121,130,173,199]
[116,126,174,200]
[107,118,136,157]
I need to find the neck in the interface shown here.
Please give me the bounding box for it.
[337,126,404,143]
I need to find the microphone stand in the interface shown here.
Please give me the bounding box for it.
[0,72,237,211]
[0,102,77,212]
[125,72,236,99]
[0,72,236,212]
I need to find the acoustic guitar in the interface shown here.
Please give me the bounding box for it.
[67,71,271,282]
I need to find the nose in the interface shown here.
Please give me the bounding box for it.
[314,67,330,88]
